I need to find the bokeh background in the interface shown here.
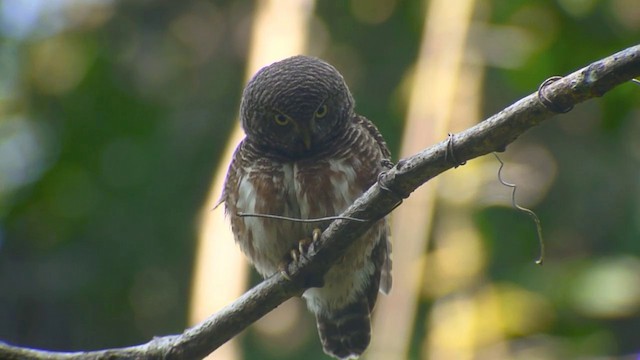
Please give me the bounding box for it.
[1,0,639,359]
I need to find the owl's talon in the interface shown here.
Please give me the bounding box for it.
[278,261,293,281]
[291,248,300,263]
[297,228,321,258]
[297,239,310,257]
[312,228,322,243]
[278,229,323,282]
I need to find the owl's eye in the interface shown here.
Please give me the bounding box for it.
[273,113,290,126]
[315,104,328,118]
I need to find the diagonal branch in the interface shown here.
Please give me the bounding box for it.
[1,44,639,360]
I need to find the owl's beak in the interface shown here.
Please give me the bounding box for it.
[292,119,312,150]
[302,129,311,150]
[300,128,312,150]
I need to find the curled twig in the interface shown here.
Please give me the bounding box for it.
[537,76,574,113]
[445,133,467,168]
[493,153,545,265]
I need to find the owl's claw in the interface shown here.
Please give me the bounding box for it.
[278,262,293,281]
[278,228,323,283]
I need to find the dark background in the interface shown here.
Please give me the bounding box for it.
[1,0,639,359]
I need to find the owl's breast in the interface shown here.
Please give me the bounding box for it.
[293,157,364,220]
[232,154,374,277]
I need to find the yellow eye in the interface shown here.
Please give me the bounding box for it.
[315,104,328,118]
[274,113,290,125]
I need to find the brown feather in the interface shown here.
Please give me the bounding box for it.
[219,56,392,359]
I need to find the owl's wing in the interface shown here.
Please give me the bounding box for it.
[377,224,393,295]
[354,115,393,295]
[356,114,392,161]
[370,222,392,300]
[215,139,246,210]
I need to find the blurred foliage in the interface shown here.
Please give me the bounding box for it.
[0,0,639,359]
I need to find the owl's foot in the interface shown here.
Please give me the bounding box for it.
[291,228,321,263]
[278,228,323,287]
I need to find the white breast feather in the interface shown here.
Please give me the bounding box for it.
[235,164,301,276]
[236,171,277,275]
[329,159,358,207]
[293,162,312,218]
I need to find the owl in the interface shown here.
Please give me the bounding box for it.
[220,55,392,359]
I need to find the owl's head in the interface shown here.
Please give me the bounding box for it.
[240,55,355,158]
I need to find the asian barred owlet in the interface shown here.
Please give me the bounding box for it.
[220,55,392,359]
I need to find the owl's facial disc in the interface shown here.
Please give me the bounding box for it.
[280,116,313,150]
[241,55,355,158]
[272,110,314,150]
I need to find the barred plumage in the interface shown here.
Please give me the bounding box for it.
[220,56,392,359]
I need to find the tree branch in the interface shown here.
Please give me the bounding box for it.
[2,45,639,360]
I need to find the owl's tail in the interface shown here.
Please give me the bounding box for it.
[315,299,372,360]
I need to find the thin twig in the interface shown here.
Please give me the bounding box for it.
[493,153,545,265]
[237,212,368,223]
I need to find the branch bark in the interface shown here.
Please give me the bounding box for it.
[2,45,639,360]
